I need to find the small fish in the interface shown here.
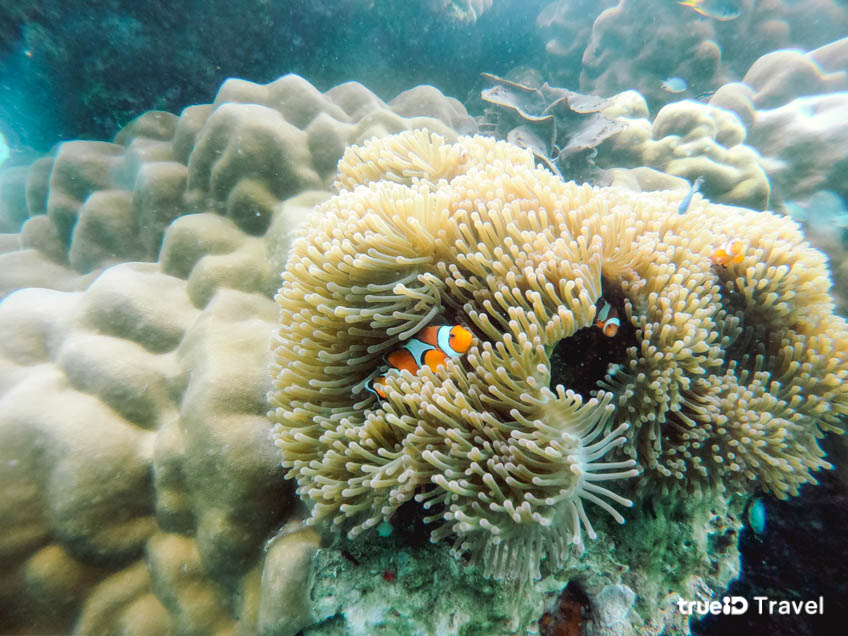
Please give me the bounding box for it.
[361,324,473,399]
[747,498,766,535]
[661,76,688,94]
[711,238,744,267]
[595,298,620,337]
[678,176,704,215]
[694,89,717,102]
[678,0,742,21]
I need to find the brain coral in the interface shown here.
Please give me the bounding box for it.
[270,130,848,582]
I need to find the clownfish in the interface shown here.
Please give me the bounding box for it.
[595,298,620,338]
[711,239,744,267]
[361,324,473,399]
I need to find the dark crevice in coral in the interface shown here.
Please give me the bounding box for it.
[714,267,747,315]
[389,491,443,548]
[539,580,592,636]
[548,281,635,400]
[715,269,785,373]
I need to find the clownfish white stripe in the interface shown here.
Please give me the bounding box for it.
[595,298,620,338]
[403,338,434,368]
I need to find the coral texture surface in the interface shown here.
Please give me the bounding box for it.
[0,75,472,636]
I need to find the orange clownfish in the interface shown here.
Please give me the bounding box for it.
[362,324,473,399]
[711,239,744,267]
[595,298,620,338]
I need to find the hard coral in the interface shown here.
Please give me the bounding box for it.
[0,75,476,635]
[270,130,848,583]
[602,94,771,210]
[708,38,848,206]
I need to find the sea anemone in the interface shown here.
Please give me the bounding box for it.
[269,129,848,582]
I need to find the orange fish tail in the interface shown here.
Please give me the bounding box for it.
[423,348,449,371]
[373,376,389,399]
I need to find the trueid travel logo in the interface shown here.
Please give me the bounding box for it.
[677,596,825,616]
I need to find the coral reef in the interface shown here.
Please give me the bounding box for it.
[787,190,848,316]
[0,75,473,635]
[705,38,848,321]
[299,475,745,635]
[578,0,734,109]
[269,130,848,627]
[732,36,848,109]
[749,91,848,205]
[631,97,769,210]
[0,73,472,299]
[478,71,626,182]
[710,37,848,206]
[539,0,848,111]
[476,75,771,209]
[3,58,848,631]
[536,0,618,89]
[0,270,288,634]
